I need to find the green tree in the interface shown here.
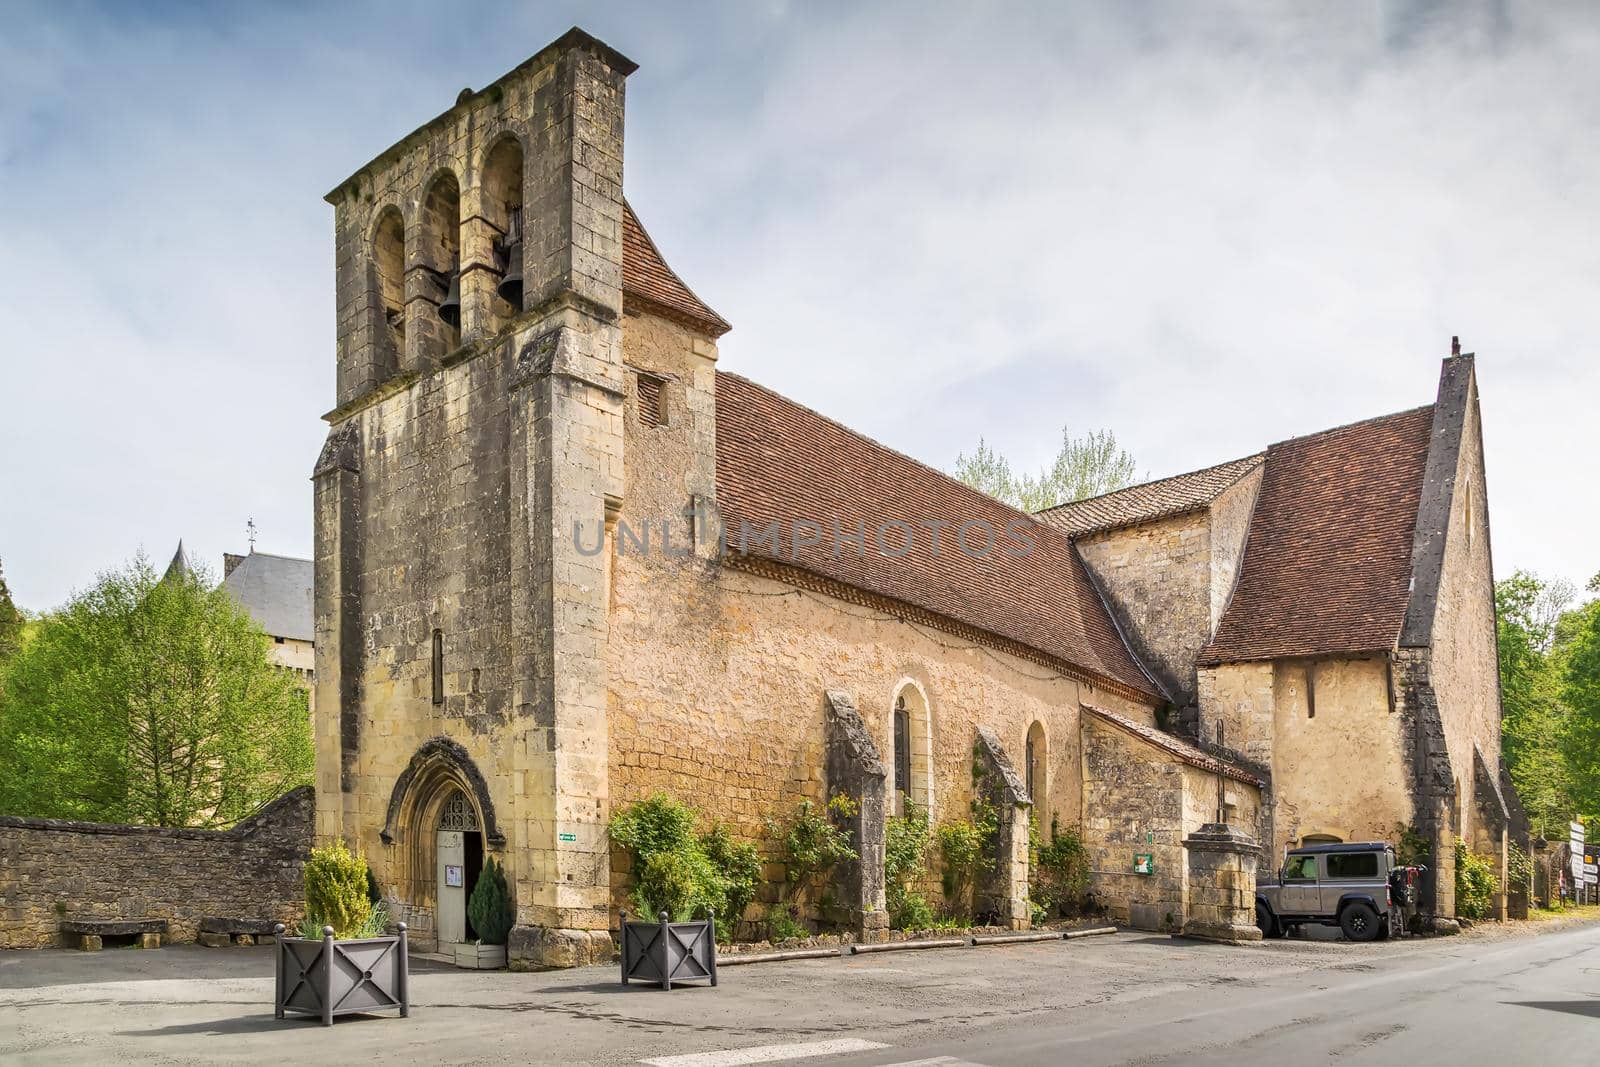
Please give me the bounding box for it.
[1560,584,1600,819]
[0,554,312,827]
[0,558,23,662]
[1497,572,1575,837]
[954,427,1139,512]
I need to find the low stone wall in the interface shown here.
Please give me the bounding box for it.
[0,786,313,949]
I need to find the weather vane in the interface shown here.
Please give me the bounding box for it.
[246,517,258,551]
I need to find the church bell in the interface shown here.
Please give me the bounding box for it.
[437,270,461,328]
[497,207,524,309]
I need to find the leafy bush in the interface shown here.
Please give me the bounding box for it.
[610,794,761,928]
[885,803,936,930]
[467,856,515,945]
[1393,822,1433,867]
[1455,839,1499,921]
[1506,840,1533,891]
[766,797,857,914]
[765,904,809,942]
[1030,817,1089,919]
[701,821,761,930]
[364,861,383,906]
[304,840,374,939]
[936,799,997,919]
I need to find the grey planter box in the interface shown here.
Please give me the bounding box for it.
[452,941,507,969]
[273,923,410,1025]
[619,910,718,989]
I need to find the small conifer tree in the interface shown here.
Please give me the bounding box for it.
[467,856,515,945]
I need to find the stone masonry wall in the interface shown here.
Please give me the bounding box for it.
[0,787,312,949]
[604,304,1162,933]
[1080,718,1189,931]
[1076,511,1212,706]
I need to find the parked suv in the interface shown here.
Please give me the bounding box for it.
[1255,842,1420,942]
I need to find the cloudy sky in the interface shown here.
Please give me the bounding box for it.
[2,0,1596,611]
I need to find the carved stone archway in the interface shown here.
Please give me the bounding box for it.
[381,736,505,849]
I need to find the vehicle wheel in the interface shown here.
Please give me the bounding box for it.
[1256,903,1277,939]
[1340,902,1381,942]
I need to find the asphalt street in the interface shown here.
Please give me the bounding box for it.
[2,920,1596,1065]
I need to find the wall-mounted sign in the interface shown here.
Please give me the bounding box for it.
[558,832,578,843]
[1133,853,1154,875]
[444,864,463,888]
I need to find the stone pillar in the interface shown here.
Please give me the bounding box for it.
[824,691,888,942]
[503,32,635,970]
[974,726,1031,930]
[1180,822,1262,943]
[311,422,362,842]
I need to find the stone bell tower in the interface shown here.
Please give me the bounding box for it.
[312,28,633,966]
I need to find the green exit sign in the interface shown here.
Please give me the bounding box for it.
[558,832,577,842]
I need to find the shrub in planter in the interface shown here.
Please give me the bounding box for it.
[610,795,751,988]
[458,857,514,969]
[274,841,408,1025]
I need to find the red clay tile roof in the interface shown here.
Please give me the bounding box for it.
[1081,704,1264,785]
[1198,405,1435,665]
[1036,453,1266,538]
[622,200,730,337]
[714,372,1162,700]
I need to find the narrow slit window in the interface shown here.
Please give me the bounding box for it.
[637,373,667,427]
[893,696,911,809]
[432,629,444,706]
[1306,664,1317,719]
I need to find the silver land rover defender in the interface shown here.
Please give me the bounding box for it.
[1255,842,1424,942]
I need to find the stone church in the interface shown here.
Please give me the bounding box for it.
[311,28,1516,967]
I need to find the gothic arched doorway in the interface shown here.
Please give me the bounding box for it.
[435,789,484,948]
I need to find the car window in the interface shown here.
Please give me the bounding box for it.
[1326,852,1379,879]
[1283,855,1318,881]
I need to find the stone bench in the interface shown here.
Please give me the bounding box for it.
[60,919,168,951]
[197,917,280,947]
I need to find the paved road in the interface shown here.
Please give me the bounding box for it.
[2,921,1598,1065]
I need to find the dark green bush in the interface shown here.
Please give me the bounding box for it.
[467,856,515,945]
[610,794,761,929]
[884,802,936,930]
[1030,817,1089,919]
[1455,839,1498,921]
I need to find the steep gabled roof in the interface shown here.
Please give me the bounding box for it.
[221,551,314,643]
[622,200,730,337]
[1036,453,1266,538]
[714,372,1162,701]
[1082,704,1264,786]
[1198,405,1435,665]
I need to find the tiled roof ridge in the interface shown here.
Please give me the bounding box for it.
[714,371,1060,541]
[1035,451,1265,518]
[1081,703,1264,786]
[235,549,312,564]
[1267,402,1434,452]
[1197,403,1438,665]
[622,199,730,337]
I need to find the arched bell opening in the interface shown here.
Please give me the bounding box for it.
[481,136,524,323]
[369,206,406,381]
[419,169,462,354]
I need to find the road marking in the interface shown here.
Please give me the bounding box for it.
[640,1038,890,1067]
[879,1058,991,1066]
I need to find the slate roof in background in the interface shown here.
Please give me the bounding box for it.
[622,200,730,337]
[714,372,1162,700]
[1035,453,1265,538]
[1198,405,1436,665]
[221,551,314,643]
[1081,703,1264,786]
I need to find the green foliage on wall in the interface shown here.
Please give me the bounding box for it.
[884,802,936,930]
[1454,839,1499,921]
[609,793,760,930]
